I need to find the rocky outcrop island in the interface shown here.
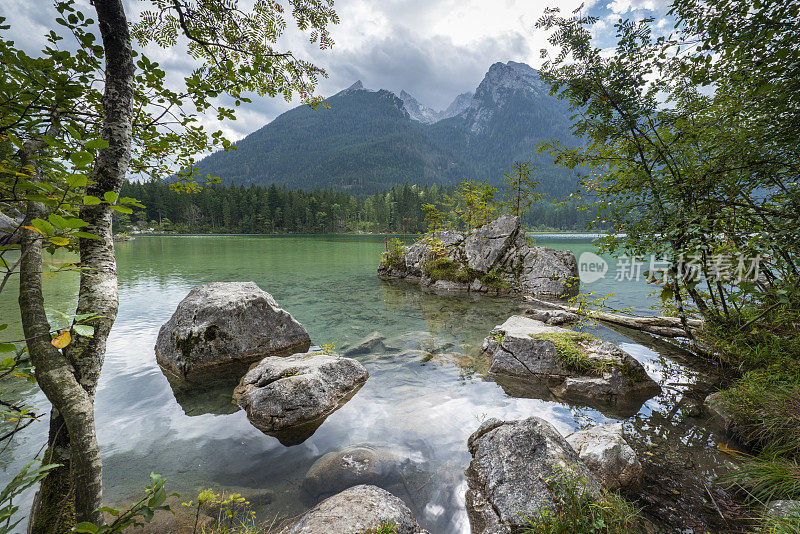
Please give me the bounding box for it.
[378,215,579,298]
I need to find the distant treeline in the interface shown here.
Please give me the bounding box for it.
[117,181,599,234]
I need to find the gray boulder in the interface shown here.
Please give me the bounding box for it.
[155,282,311,381]
[482,316,660,411]
[233,350,368,442]
[301,444,408,499]
[378,215,579,298]
[465,417,600,533]
[279,485,429,534]
[566,423,643,490]
[463,214,519,272]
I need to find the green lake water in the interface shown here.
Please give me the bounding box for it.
[0,235,737,532]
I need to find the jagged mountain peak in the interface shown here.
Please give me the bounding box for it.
[342,80,366,93]
[398,89,438,124]
[440,91,473,120]
[475,61,545,102]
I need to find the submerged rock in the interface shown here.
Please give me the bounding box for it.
[233,350,368,444]
[704,391,735,429]
[155,282,311,381]
[566,423,643,490]
[481,316,660,412]
[378,215,579,298]
[343,331,387,356]
[465,417,600,533]
[279,484,429,534]
[301,444,409,499]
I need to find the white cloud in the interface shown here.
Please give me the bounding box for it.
[0,0,613,142]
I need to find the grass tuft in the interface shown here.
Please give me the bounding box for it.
[520,466,642,534]
[532,332,605,376]
[360,520,399,534]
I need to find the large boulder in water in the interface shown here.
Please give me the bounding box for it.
[378,215,579,298]
[155,282,311,381]
[481,316,660,415]
[233,349,368,445]
[465,417,600,533]
[278,485,429,534]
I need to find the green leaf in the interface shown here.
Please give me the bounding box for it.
[83,195,102,205]
[70,151,93,168]
[84,138,109,150]
[72,522,100,534]
[72,324,94,337]
[72,231,100,239]
[0,344,16,353]
[103,191,118,203]
[67,173,89,188]
[48,214,69,229]
[110,205,133,214]
[31,218,54,235]
[64,217,89,229]
[49,236,70,246]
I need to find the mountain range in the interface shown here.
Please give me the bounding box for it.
[191,61,579,196]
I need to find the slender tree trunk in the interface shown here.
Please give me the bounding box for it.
[26,0,135,529]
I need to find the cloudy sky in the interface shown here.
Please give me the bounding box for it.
[2,0,670,141]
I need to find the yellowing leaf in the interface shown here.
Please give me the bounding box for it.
[51,330,71,349]
[49,236,70,246]
[24,226,44,235]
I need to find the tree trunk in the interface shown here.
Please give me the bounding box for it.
[523,296,703,337]
[26,0,135,530]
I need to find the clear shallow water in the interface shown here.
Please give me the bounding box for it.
[0,235,736,532]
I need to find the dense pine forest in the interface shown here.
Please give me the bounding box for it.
[118,180,598,234]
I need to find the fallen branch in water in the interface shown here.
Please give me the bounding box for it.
[523,296,703,338]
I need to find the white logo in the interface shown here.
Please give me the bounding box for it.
[579,252,608,284]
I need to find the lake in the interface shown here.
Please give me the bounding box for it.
[0,235,737,532]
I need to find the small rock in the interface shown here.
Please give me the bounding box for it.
[765,500,800,519]
[344,332,387,356]
[524,308,580,326]
[465,417,600,533]
[431,280,469,292]
[301,445,408,499]
[155,282,311,381]
[705,392,734,429]
[566,423,643,490]
[233,350,368,441]
[384,331,453,353]
[278,485,429,534]
[420,352,472,367]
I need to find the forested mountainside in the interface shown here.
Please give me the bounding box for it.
[190,62,580,196]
